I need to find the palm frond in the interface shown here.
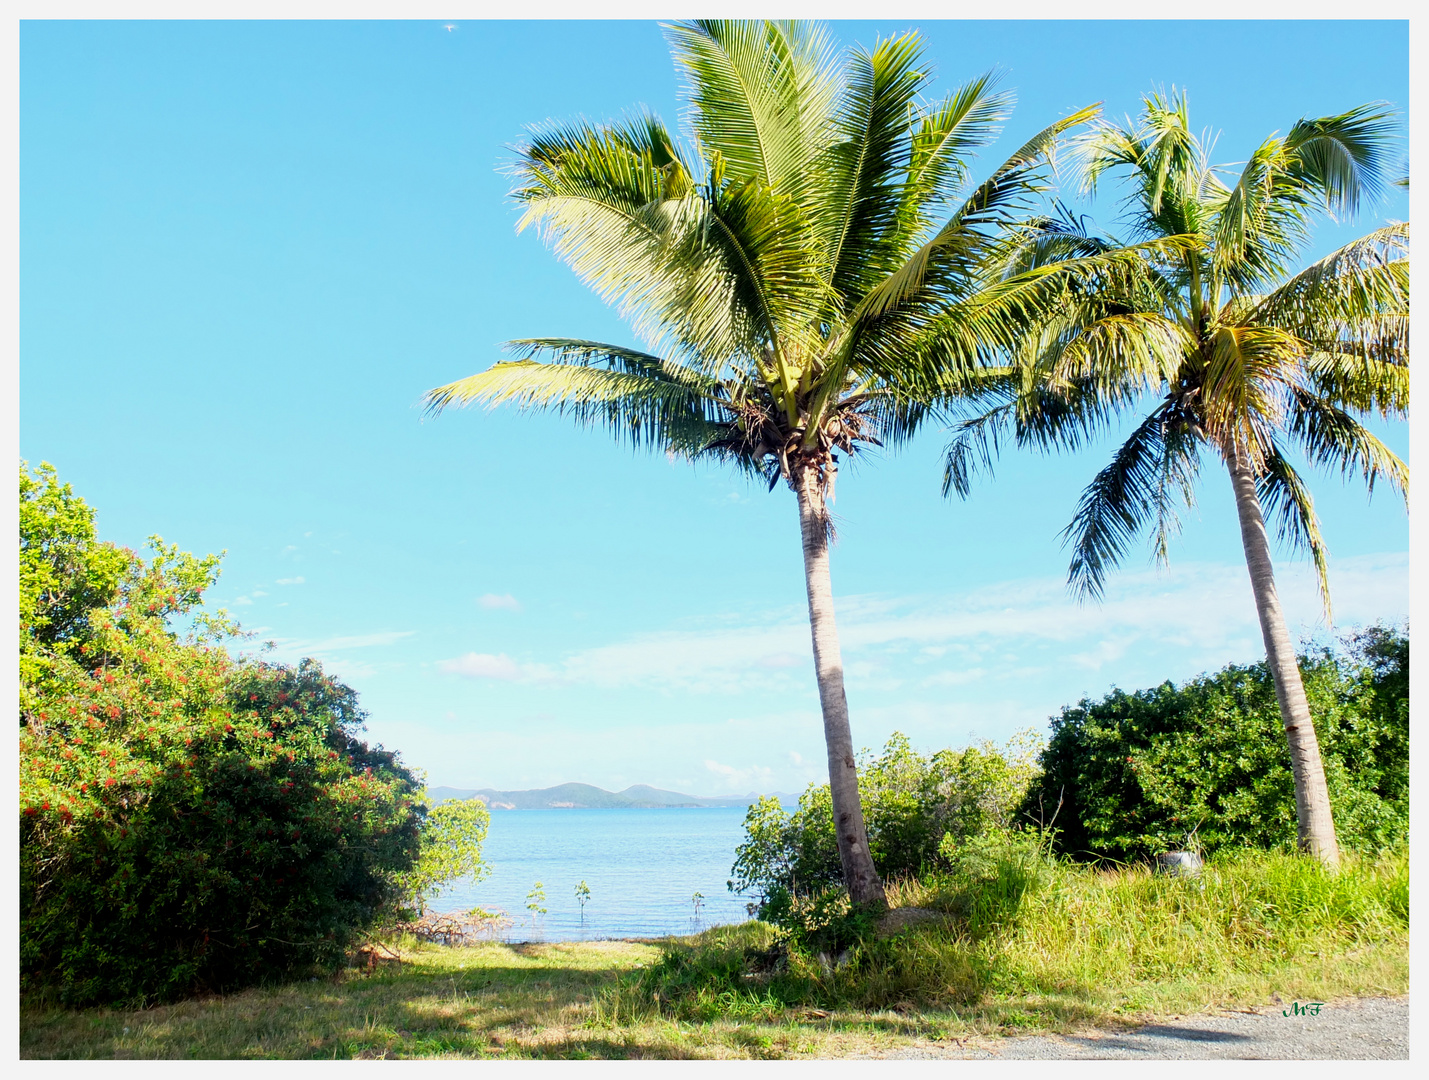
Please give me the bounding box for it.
[817,32,930,302]
[665,19,840,197]
[1080,90,1207,242]
[1250,224,1409,391]
[513,119,761,368]
[1209,132,1310,290]
[1257,444,1332,621]
[1286,386,1408,504]
[1044,311,1192,398]
[424,349,732,457]
[897,235,1200,380]
[704,175,831,380]
[1200,325,1302,462]
[896,71,1015,237]
[1063,401,1201,600]
[942,398,1015,498]
[940,369,1127,498]
[855,103,1101,320]
[1283,103,1398,217]
[1301,341,1409,418]
[1001,200,1120,273]
[1139,90,1202,218]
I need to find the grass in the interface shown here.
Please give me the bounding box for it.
[21,849,1408,1059]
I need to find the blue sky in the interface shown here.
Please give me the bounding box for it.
[20,20,1409,795]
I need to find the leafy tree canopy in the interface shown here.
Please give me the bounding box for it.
[19,462,430,1006]
[1024,625,1409,863]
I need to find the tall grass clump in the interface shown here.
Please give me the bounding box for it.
[607,843,1407,1022]
[987,847,1408,998]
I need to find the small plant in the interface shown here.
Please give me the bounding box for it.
[690,891,705,930]
[762,886,879,955]
[525,882,547,928]
[575,880,591,923]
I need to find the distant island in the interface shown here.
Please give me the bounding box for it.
[426,782,796,810]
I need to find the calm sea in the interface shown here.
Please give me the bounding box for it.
[431,806,759,941]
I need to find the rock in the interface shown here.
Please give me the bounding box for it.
[1156,851,1204,878]
[875,906,949,938]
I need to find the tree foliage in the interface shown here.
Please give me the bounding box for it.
[1024,625,1409,863]
[399,797,491,915]
[730,732,1043,913]
[19,463,427,1006]
[422,24,1150,502]
[942,93,1407,617]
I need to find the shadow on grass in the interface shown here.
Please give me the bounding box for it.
[22,954,644,1060]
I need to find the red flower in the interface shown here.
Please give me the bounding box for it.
[105,777,116,787]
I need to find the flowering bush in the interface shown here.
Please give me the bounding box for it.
[19,463,425,1006]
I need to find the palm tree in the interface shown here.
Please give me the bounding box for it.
[944,92,1408,866]
[423,20,1140,904]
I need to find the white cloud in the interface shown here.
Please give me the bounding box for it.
[311,658,377,681]
[431,552,1406,697]
[921,667,986,687]
[756,652,803,669]
[252,590,268,598]
[233,596,253,606]
[254,630,416,671]
[276,576,305,586]
[478,593,522,612]
[296,631,414,651]
[439,652,527,681]
[703,758,776,794]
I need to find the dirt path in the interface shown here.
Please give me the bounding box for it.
[864,995,1409,1060]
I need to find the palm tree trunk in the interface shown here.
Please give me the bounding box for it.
[1225,443,1341,866]
[794,464,886,906]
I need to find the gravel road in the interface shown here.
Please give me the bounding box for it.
[865,995,1409,1059]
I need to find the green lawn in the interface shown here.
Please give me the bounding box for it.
[21,932,1406,1059]
[22,849,1408,1059]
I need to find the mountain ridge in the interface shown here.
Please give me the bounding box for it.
[426,781,796,810]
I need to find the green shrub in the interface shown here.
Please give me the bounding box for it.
[398,797,491,916]
[19,463,427,1006]
[1025,629,1409,863]
[757,886,881,955]
[730,731,1042,913]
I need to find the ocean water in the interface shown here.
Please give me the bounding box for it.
[430,806,759,941]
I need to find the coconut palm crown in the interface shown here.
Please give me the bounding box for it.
[945,91,1408,866]
[424,20,1173,903]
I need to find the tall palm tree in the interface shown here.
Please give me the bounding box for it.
[944,92,1408,866]
[422,20,1145,904]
